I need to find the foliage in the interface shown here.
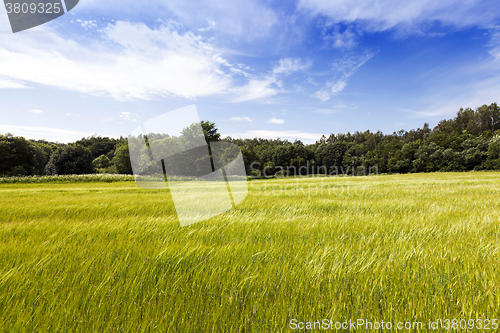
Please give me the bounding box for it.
[230,103,500,176]
[75,136,123,159]
[201,120,221,142]
[4,103,500,176]
[0,134,50,176]
[113,142,133,175]
[45,145,94,175]
[92,154,111,170]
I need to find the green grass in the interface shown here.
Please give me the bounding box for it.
[0,172,499,332]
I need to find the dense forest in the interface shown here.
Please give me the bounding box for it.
[2,103,500,177]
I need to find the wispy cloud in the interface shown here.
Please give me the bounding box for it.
[0,21,234,101]
[0,124,97,143]
[324,26,358,49]
[30,109,43,114]
[77,0,279,40]
[309,104,354,114]
[119,112,140,122]
[305,77,319,86]
[198,19,216,32]
[157,0,279,40]
[298,0,500,33]
[232,57,311,102]
[273,58,312,75]
[0,19,316,104]
[400,34,500,120]
[231,77,281,102]
[75,19,98,30]
[488,29,500,64]
[231,116,253,122]
[314,52,374,101]
[0,77,28,89]
[268,117,285,124]
[404,71,500,118]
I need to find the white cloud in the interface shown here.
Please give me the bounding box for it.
[198,19,216,32]
[395,37,500,119]
[0,124,96,143]
[324,26,358,49]
[309,104,353,114]
[330,80,348,94]
[411,87,500,118]
[76,19,98,30]
[231,57,311,102]
[119,112,140,122]
[314,53,374,101]
[298,0,500,33]
[488,30,500,63]
[0,21,234,101]
[231,77,281,102]
[313,88,332,102]
[78,0,278,40]
[231,116,253,122]
[273,58,312,75]
[402,65,500,119]
[223,130,323,144]
[490,46,500,62]
[332,53,374,73]
[305,77,319,86]
[268,117,285,124]
[0,21,314,103]
[157,0,278,39]
[30,109,43,114]
[0,77,28,89]
[213,54,252,78]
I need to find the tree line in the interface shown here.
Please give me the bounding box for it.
[2,103,500,177]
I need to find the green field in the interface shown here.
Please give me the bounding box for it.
[0,172,500,332]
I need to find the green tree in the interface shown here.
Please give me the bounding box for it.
[460,137,489,170]
[45,145,94,175]
[113,143,133,174]
[315,142,345,168]
[0,134,49,176]
[485,135,500,169]
[75,136,121,159]
[92,154,111,170]
[240,147,259,175]
[201,120,221,142]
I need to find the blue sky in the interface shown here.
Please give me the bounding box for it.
[1,0,500,143]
